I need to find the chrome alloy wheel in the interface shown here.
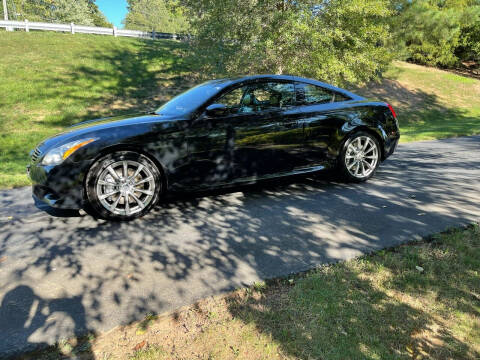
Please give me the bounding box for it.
[96,160,156,216]
[345,136,379,178]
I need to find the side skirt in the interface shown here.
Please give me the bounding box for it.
[171,165,327,192]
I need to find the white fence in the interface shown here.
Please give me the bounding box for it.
[0,20,189,40]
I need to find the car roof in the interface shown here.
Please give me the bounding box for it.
[214,74,363,101]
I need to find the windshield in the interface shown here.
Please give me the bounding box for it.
[155,81,229,116]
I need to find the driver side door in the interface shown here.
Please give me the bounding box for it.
[181,85,251,187]
[183,81,304,188]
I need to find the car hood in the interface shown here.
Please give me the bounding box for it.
[36,112,181,151]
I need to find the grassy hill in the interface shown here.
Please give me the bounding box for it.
[354,61,480,143]
[1,32,479,189]
[0,32,200,188]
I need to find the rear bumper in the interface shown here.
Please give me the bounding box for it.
[28,160,92,210]
[384,136,399,159]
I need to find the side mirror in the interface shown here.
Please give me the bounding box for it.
[205,103,227,117]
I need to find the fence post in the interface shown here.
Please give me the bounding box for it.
[113,25,117,37]
[70,22,75,34]
[152,30,155,40]
[3,0,13,31]
[25,19,29,32]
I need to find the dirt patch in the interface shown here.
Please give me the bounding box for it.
[18,285,287,360]
[353,77,432,113]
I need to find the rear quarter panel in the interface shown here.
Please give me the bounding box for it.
[298,100,398,163]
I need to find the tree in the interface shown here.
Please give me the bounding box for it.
[50,0,93,25]
[457,7,480,63]
[392,0,480,67]
[7,0,56,21]
[7,0,109,26]
[123,0,189,33]
[180,0,393,85]
[87,0,112,27]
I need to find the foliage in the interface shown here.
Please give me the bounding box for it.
[1,0,54,21]
[456,6,480,62]
[392,0,480,67]
[181,0,394,86]
[49,0,94,25]
[86,0,112,27]
[3,0,109,26]
[123,0,189,33]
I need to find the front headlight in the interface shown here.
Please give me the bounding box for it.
[41,138,97,166]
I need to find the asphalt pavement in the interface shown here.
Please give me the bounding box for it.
[0,136,479,357]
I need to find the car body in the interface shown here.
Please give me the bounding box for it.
[28,74,400,219]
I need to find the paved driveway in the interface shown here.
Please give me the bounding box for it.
[0,136,479,357]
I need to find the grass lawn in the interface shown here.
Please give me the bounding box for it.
[0,32,201,188]
[354,61,480,143]
[22,224,480,359]
[1,32,480,189]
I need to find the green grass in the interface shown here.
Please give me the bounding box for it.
[1,32,480,188]
[134,225,479,360]
[0,31,200,188]
[354,61,480,143]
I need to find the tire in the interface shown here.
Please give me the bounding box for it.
[85,151,162,220]
[338,131,381,182]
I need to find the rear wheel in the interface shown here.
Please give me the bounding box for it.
[338,132,380,182]
[85,151,162,220]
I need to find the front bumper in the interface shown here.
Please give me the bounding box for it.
[27,160,92,210]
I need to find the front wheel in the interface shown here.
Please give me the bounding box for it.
[338,132,381,182]
[85,151,162,220]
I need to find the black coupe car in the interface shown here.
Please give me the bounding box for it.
[28,75,400,220]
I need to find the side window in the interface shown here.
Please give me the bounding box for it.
[215,82,295,114]
[296,83,334,105]
[251,88,271,102]
[245,82,295,112]
[333,92,350,102]
[215,86,248,115]
[218,87,244,107]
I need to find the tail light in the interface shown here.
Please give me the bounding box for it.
[387,103,397,119]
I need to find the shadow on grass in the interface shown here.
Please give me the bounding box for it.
[353,75,480,141]
[225,227,480,359]
[45,39,204,128]
[0,37,208,185]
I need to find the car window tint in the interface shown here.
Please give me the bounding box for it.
[269,82,295,107]
[216,86,248,114]
[218,87,244,107]
[333,92,351,102]
[252,88,271,102]
[296,83,334,105]
[216,82,295,114]
[156,81,225,115]
[245,82,295,112]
